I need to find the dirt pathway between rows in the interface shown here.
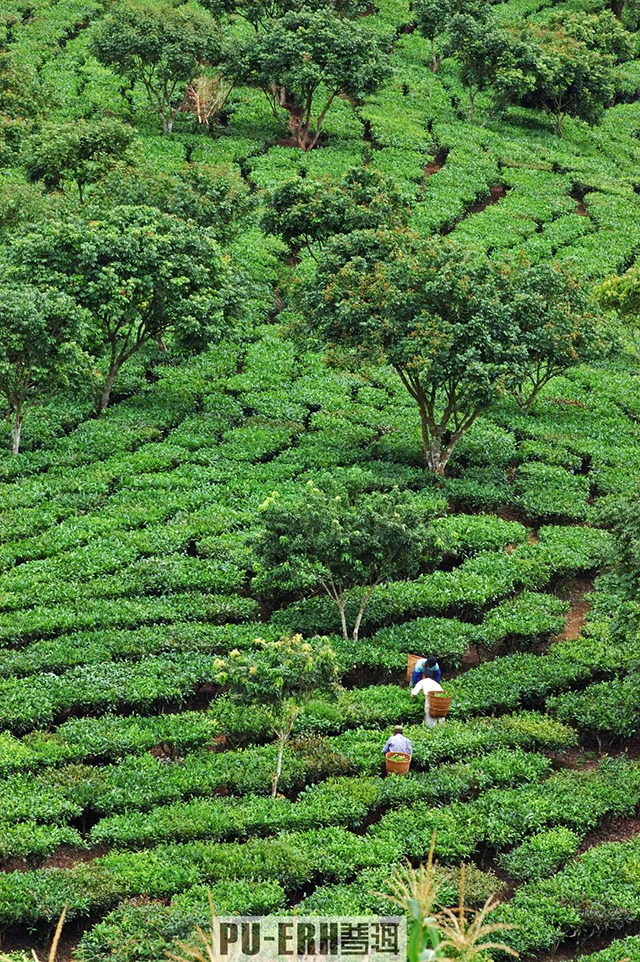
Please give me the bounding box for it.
[557,576,593,641]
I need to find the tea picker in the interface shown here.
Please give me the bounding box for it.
[382,725,413,757]
[412,669,450,727]
[383,726,412,775]
[408,654,441,687]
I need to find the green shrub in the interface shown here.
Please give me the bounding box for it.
[498,826,581,881]
[515,462,590,522]
[76,880,287,962]
[497,836,640,955]
[577,935,640,962]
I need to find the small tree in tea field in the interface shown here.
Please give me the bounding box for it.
[0,286,90,454]
[24,119,134,204]
[507,262,607,412]
[4,205,230,414]
[92,1,224,134]
[219,634,339,796]
[255,483,434,639]
[304,230,523,475]
[597,261,640,357]
[264,166,410,256]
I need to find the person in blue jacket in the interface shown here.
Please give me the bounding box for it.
[409,655,441,687]
[382,726,413,757]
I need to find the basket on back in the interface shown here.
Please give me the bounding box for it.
[428,691,452,718]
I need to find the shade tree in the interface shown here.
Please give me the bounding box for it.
[263,166,410,255]
[24,119,134,204]
[92,1,224,134]
[597,261,640,358]
[4,205,230,414]
[303,231,602,472]
[444,0,513,122]
[303,230,524,475]
[218,634,339,795]
[413,0,453,72]
[507,263,607,412]
[0,286,90,454]
[255,483,436,639]
[497,12,633,136]
[236,8,390,150]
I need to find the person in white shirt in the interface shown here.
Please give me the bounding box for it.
[411,669,444,728]
[382,726,413,757]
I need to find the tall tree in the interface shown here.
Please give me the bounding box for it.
[503,12,632,136]
[255,484,435,639]
[236,8,389,150]
[445,3,511,122]
[92,2,224,134]
[508,263,607,412]
[414,0,451,71]
[219,635,339,795]
[304,229,524,475]
[4,205,230,414]
[24,119,133,204]
[0,286,90,454]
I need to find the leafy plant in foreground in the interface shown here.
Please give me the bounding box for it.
[380,849,517,961]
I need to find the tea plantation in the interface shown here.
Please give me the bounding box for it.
[1,0,640,956]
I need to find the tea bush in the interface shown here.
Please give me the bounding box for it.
[498,826,581,881]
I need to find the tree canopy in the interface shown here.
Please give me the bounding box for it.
[597,262,640,356]
[96,162,253,242]
[3,205,230,414]
[92,1,224,134]
[303,229,523,475]
[0,286,90,454]
[24,119,133,204]
[302,230,605,471]
[263,167,410,255]
[501,12,633,135]
[256,483,435,638]
[236,8,390,150]
[507,263,607,411]
[204,0,368,31]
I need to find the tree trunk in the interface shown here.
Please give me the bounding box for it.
[321,581,349,640]
[468,89,475,123]
[289,105,301,132]
[336,597,348,641]
[352,585,375,642]
[96,360,120,415]
[271,730,287,797]
[611,0,624,18]
[417,399,448,475]
[430,38,439,72]
[10,409,22,456]
[161,113,174,134]
[554,113,563,137]
[427,437,449,476]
